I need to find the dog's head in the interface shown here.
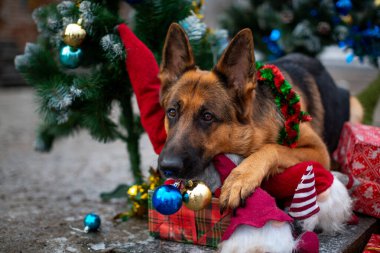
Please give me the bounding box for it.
[158,23,257,179]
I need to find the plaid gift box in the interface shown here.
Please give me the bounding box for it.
[148,190,230,248]
[333,123,380,183]
[363,234,380,252]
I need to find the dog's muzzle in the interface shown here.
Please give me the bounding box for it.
[158,156,184,177]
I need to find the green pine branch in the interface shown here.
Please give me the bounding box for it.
[132,0,192,62]
[357,73,380,124]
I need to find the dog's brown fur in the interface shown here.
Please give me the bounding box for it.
[158,23,341,212]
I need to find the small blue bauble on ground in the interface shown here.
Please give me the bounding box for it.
[60,45,83,69]
[83,213,101,232]
[152,185,182,215]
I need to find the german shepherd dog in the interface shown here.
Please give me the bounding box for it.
[158,23,362,252]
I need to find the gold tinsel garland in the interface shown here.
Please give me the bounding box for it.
[114,168,162,221]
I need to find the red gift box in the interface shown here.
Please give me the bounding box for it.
[333,123,380,183]
[148,191,231,248]
[334,122,380,218]
[351,177,380,218]
[363,234,380,252]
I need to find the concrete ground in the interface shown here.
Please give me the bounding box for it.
[0,59,379,252]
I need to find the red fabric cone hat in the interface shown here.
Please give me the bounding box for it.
[222,187,293,241]
[118,23,167,154]
[261,161,334,203]
[288,165,320,220]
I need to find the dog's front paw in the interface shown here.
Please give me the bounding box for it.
[219,170,261,212]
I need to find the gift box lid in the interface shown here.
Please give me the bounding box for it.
[346,123,380,146]
[333,123,380,167]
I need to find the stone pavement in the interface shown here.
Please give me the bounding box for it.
[0,62,379,252]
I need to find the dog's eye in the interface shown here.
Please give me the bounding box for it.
[202,112,213,122]
[167,108,177,118]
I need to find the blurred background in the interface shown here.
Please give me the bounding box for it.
[2,0,379,88]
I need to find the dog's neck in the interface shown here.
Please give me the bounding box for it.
[192,164,221,193]
[194,154,244,193]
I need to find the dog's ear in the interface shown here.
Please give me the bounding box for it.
[214,29,256,89]
[159,23,196,104]
[213,29,256,122]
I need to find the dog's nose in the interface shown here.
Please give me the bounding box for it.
[159,156,183,177]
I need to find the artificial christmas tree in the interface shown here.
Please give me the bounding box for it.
[15,0,144,184]
[15,0,228,186]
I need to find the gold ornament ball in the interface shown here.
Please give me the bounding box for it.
[63,23,86,48]
[340,15,353,25]
[183,181,212,211]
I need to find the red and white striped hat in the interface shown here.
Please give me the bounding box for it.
[288,165,320,220]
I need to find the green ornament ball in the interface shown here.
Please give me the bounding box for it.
[59,45,83,69]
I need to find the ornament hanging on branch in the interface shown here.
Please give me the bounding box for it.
[60,18,86,68]
[335,0,352,16]
[340,14,353,25]
[63,18,87,48]
[59,45,83,68]
[280,10,294,24]
[192,0,205,19]
[317,22,331,35]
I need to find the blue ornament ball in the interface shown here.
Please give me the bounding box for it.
[269,29,281,41]
[83,213,101,232]
[60,45,83,69]
[152,185,183,215]
[336,0,352,16]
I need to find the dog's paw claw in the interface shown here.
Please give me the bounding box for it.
[240,198,246,208]
[219,170,261,211]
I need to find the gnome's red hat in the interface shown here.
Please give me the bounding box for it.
[221,187,293,240]
[118,23,166,154]
[288,165,320,220]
